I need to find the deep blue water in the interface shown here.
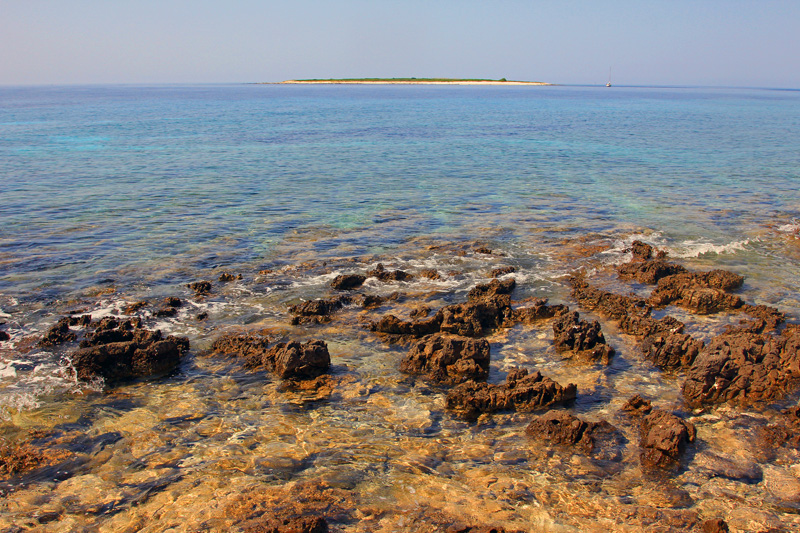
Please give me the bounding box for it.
[2,84,799,297]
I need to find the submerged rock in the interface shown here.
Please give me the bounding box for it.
[552,311,614,364]
[445,368,576,419]
[488,265,516,278]
[401,333,490,385]
[526,410,621,457]
[682,325,800,406]
[622,394,653,416]
[639,409,696,469]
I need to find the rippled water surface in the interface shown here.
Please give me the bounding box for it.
[1,84,800,531]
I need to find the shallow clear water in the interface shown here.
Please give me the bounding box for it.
[1,84,800,531]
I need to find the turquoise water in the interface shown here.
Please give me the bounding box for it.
[2,85,800,531]
[3,85,798,297]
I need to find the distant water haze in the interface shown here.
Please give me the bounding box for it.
[1,0,799,87]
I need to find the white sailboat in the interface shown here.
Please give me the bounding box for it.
[606,67,612,87]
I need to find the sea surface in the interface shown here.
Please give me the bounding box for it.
[1,84,800,531]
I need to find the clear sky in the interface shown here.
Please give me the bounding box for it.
[2,0,799,87]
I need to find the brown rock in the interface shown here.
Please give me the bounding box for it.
[241,515,328,533]
[330,274,366,290]
[260,340,331,380]
[639,409,696,468]
[641,332,704,370]
[467,278,516,300]
[211,333,272,366]
[188,280,212,296]
[622,394,653,416]
[70,328,189,383]
[526,410,619,455]
[618,260,688,284]
[367,263,413,282]
[401,333,490,385]
[289,296,351,324]
[552,311,614,364]
[369,314,441,337]
[410,305,431,319]
[701,518,729,533]
[0,331,9,341]
[39,317,77,346]
[445,368,576,419]
[218,272,240,282]
[648,271,744,314]
[512,298,567,324]
[682,326,800,406]
[419,268,441,280]
[488,266,516,278]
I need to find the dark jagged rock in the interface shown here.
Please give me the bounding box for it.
[467,278,516,300]
[682,325,800,406]
[211,333,273,367]
[164,297,182,308]
[488,265,516,278]
[401,333,490,385]
[360,294,385,309]
[438,294,514,337]
[196,312,208,320]
[367,263,413,282]
[154,307,177,317]
[639,409,696,468]
[569,275,684,337]
[569,274,648,320]
[289,296,351,325]
[512,298,568,324]
[648,271,744,314]
[445,368,576,419]
[258,340,331,380]
[0,331,9,341]
[474,246,494,255]
[218,272,241,282]
[552,311,614,364]
[188,280,212,296]
[410,305,431,319]
[70,327,189,383]
[369,314,441,337]
[39,317,77,346]
[630,240,656,261]
[618,260,687,285]
[622,394,653,416]
[641,332,704,370]
[419,268,441,280]
[215,334,330,380]
[122,301,147,314]
[740,303,786,332]
[526,410,619,454]
[330,274,366,290]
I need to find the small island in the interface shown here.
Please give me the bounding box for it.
[279,77,550,86]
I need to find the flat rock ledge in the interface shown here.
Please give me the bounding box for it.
[445,368,576,420]
[211,334,330,380]
[400,333,490,385]
[639,409,696,469]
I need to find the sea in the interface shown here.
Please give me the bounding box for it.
[1,84,799,531]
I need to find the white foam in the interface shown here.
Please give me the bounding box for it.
[777,220,800,235]
[667,239,751,258]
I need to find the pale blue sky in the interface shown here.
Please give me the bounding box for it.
[2,0,798,87]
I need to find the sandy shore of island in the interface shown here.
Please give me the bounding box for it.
[279,80,551,86]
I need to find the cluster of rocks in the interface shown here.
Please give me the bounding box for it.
[571,241,800,409]
[37,314,190,384]
[211,333,330,380]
